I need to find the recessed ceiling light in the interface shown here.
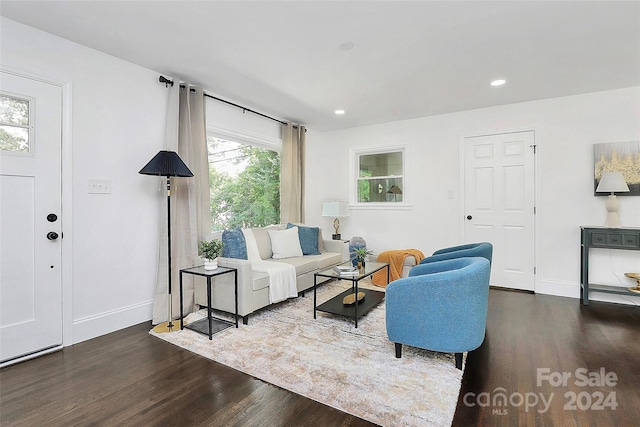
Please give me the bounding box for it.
[334,109,346,115]
[338,41,354,51]
[490,79,506,87]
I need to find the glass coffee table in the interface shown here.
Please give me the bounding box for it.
[313,261,389,328]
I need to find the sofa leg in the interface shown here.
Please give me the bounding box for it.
[242,316,248,325]
[455,352,463,370]
[395,343,402,358]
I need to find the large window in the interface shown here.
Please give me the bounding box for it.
[207,135,280,231]
[354,148,405,204]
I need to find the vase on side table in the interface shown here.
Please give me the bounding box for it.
[349,236,366,267]
[204,258,218,270]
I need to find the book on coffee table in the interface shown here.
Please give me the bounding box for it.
[334,265,358,276]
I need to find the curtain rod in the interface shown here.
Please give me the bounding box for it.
[159,75,301,129]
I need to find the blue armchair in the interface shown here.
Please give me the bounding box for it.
[385,257,491,369]
[420,242,493,266]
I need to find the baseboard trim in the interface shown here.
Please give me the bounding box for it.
[536,279,640,306]
[536,279,580,299]
[72,300,153,344]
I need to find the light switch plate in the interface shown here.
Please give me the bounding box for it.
[89,179,111,194]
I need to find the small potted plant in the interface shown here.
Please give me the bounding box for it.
[352,247,373,271]
[199,239,224,270]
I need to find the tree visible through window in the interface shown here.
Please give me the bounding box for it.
[207,135,280,231]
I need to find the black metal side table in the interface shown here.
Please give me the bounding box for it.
[179,265,238,340]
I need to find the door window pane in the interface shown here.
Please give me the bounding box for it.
[0,95,30,153]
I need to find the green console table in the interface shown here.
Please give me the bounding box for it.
[580,226,640,305]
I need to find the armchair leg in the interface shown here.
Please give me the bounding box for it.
[395,343,402,358]
[455,352,463,370]
[242,315,249,325]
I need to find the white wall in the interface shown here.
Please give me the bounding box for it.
[1,18,168,343]
[307,87,640,304]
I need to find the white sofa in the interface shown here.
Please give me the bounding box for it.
[194,224,345,324]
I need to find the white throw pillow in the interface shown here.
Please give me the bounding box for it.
[268,227,303,259]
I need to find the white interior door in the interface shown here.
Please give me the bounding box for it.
[0,71,63,364]
[463,131,535,291]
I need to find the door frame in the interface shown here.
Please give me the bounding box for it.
[1,66,74,353]
[458,128,539,292]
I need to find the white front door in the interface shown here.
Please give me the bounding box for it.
[0,71,63,363]
[463,131,536,291]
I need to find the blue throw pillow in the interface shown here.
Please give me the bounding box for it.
[287,223,321,255]
[222,227,247,259]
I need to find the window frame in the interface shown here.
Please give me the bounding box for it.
[0,92,36,157]
[349,145,411,210]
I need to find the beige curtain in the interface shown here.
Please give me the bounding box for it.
[280,122,306,224]
[152,84,211,324]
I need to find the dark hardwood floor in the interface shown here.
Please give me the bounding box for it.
[1,289,638,426]
[453,290,640,427]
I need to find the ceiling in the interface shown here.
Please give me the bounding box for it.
[2,1,639,132]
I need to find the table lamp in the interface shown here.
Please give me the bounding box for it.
[595,171,629,228]
[322,201,350,240]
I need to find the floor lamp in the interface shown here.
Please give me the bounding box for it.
[140,150,193,333]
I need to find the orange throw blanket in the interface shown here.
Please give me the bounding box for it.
[372,249,425,287]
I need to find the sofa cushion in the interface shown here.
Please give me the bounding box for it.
[287,223,321,255]
[269,257,319,276]
[251,227,274,260]
[289,223,325,253]
[306,251,343,270]
[268,227,303,259]
[222,227,247,259]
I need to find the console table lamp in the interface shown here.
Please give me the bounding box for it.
[322,201,350,240]
[595,171,629,228]
[140,150,193,333]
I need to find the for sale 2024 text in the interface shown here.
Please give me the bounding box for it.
[537,367,618,411]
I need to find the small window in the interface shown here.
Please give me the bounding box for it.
[354,148,405,204]
[0,94,32,154]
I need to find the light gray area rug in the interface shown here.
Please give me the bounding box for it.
[151,280,463,426]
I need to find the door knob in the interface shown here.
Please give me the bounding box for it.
[47,231,59,241]
[466,215,473,220]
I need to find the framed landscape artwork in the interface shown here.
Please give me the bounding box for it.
[593,141,640,196]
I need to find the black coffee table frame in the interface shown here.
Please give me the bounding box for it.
[314,261,389,328]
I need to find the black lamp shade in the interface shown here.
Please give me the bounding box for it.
[387,185,402,195]
[139,150,193,177]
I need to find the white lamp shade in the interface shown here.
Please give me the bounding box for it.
[322,201,350,217]
[596,172,630,193]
